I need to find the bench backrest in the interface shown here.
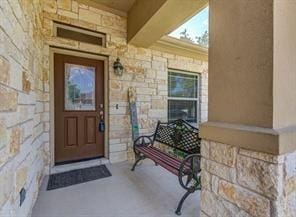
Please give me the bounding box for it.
[153,119,200,155]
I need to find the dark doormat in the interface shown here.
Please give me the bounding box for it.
[47,165,112,190]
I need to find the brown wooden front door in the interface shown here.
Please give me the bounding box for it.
[54,53,104,164]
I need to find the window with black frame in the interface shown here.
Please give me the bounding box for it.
[168,70,200,124]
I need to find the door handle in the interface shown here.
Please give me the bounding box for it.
[98,119,105,132]
[98,110,105,132]
[99,111,104,119]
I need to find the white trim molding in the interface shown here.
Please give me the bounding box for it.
[150,36,208,61]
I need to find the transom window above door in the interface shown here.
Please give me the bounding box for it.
[168,70,200,124]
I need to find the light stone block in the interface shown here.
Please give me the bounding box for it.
[72,1,79,13]
[209,141,237,167]
[148,109,166,119]
[57,0,72,11]
[109,143,127,152]
[151,99,166,109]
[156,70,167,80]
[218,180,270,217]
[43,0,58,13]
[201,140,210,158]
[136,87,156,95]
[79,8,101,25]
[237,154,283,200]
[57,9,78,19]
[203,158,236,183]
[0,86,17,112]
[211,175,220,195]
[9,127,21,155]
[0,55,10,84]
[239,148,284,164]
[0,119,7,150]
[201,170,211,191]
[201,189,252,217]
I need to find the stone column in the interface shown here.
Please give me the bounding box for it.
[199,1,296,217]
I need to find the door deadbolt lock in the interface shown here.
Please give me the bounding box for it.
[98,110,104,133]
[98,120,105,132]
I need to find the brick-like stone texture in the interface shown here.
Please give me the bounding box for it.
[0,56,10,84]
[201,189,252,217]
[201,140,296,217]
[237,154,283,200]
[42,0,208,164]
[1,0,208,215]
[209,141,237,167]
[9,127,21,155]
[218,180,270,217]
[0,0,48,216]
[0,119,7,150]
[0,86,18,112]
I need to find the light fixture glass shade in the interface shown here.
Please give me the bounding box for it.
[113,58,123,76]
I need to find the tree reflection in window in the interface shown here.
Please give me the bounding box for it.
[65,63,95,110]
[168,71,199,123]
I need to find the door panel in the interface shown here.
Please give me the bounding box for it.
[54,53,104,164]
[65,117,78,147]
[85,116,96,144]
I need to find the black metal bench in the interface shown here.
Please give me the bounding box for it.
[131,119,201,215]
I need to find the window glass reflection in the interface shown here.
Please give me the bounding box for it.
[65,63,95,111]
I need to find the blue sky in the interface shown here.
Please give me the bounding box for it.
[169,6,209,42]
[69,67,95,93]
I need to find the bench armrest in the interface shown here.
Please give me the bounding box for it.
[178,154,201,191]
[133,134,154,148]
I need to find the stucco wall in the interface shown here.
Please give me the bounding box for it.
[208,0,273,128]
[273,0,296,129]
[0,0,49,216]
[42,0,208,163]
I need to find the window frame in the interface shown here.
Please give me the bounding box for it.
[53,22,106,47]
[168,69,201,125]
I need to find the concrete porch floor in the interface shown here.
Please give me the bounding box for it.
[32,160,200,217]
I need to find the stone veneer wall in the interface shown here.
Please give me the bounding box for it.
[0,0,49,216]
[0,0,208,215]
[200,140,296,217]
[42,0,208,163]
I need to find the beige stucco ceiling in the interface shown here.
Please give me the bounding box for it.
[91,0,136,12]
[79,0,209,52]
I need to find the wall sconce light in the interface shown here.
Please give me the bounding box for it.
[113,58,124,76]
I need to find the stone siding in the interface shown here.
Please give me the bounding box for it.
[42,0,208,163]
[0,0,49,216]
[0,0,208,215]
[200,140,296,217]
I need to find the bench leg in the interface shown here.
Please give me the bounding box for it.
[175,190,193,215]
[131,155,144,171]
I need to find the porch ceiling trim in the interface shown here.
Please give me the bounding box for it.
[128,0,208,48]
[150,36,208,61]
[77,0,128,17]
